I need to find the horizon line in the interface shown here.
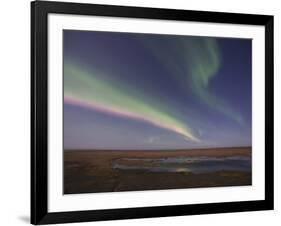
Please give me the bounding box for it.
[64,146,252,152]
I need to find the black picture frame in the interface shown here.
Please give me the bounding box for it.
[31,1,274,224]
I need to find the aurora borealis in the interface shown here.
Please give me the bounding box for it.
[64,30,252,150]
[64,63,199,142]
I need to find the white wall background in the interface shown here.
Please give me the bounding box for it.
[0,0,279,225]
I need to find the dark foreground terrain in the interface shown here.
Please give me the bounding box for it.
[64,147,252,194]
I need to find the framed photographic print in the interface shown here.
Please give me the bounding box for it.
[31,1,274,224]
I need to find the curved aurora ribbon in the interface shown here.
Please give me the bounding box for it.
[64,62,200,142]
[138,36,243,124]
[180,37,243,124]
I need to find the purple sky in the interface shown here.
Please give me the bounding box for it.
[63,30,252,150]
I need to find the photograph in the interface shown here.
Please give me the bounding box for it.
[63,30,252,194]
[30,1,273,224]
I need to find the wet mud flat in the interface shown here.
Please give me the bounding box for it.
[64,147,252,194]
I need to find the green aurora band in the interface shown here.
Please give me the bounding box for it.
[182,38,243,124]
[139,36,243,124]
[64,62,200,142]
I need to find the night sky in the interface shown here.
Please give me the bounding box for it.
[63,30,252,150]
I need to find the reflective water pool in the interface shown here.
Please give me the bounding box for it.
[113,156,251,174]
